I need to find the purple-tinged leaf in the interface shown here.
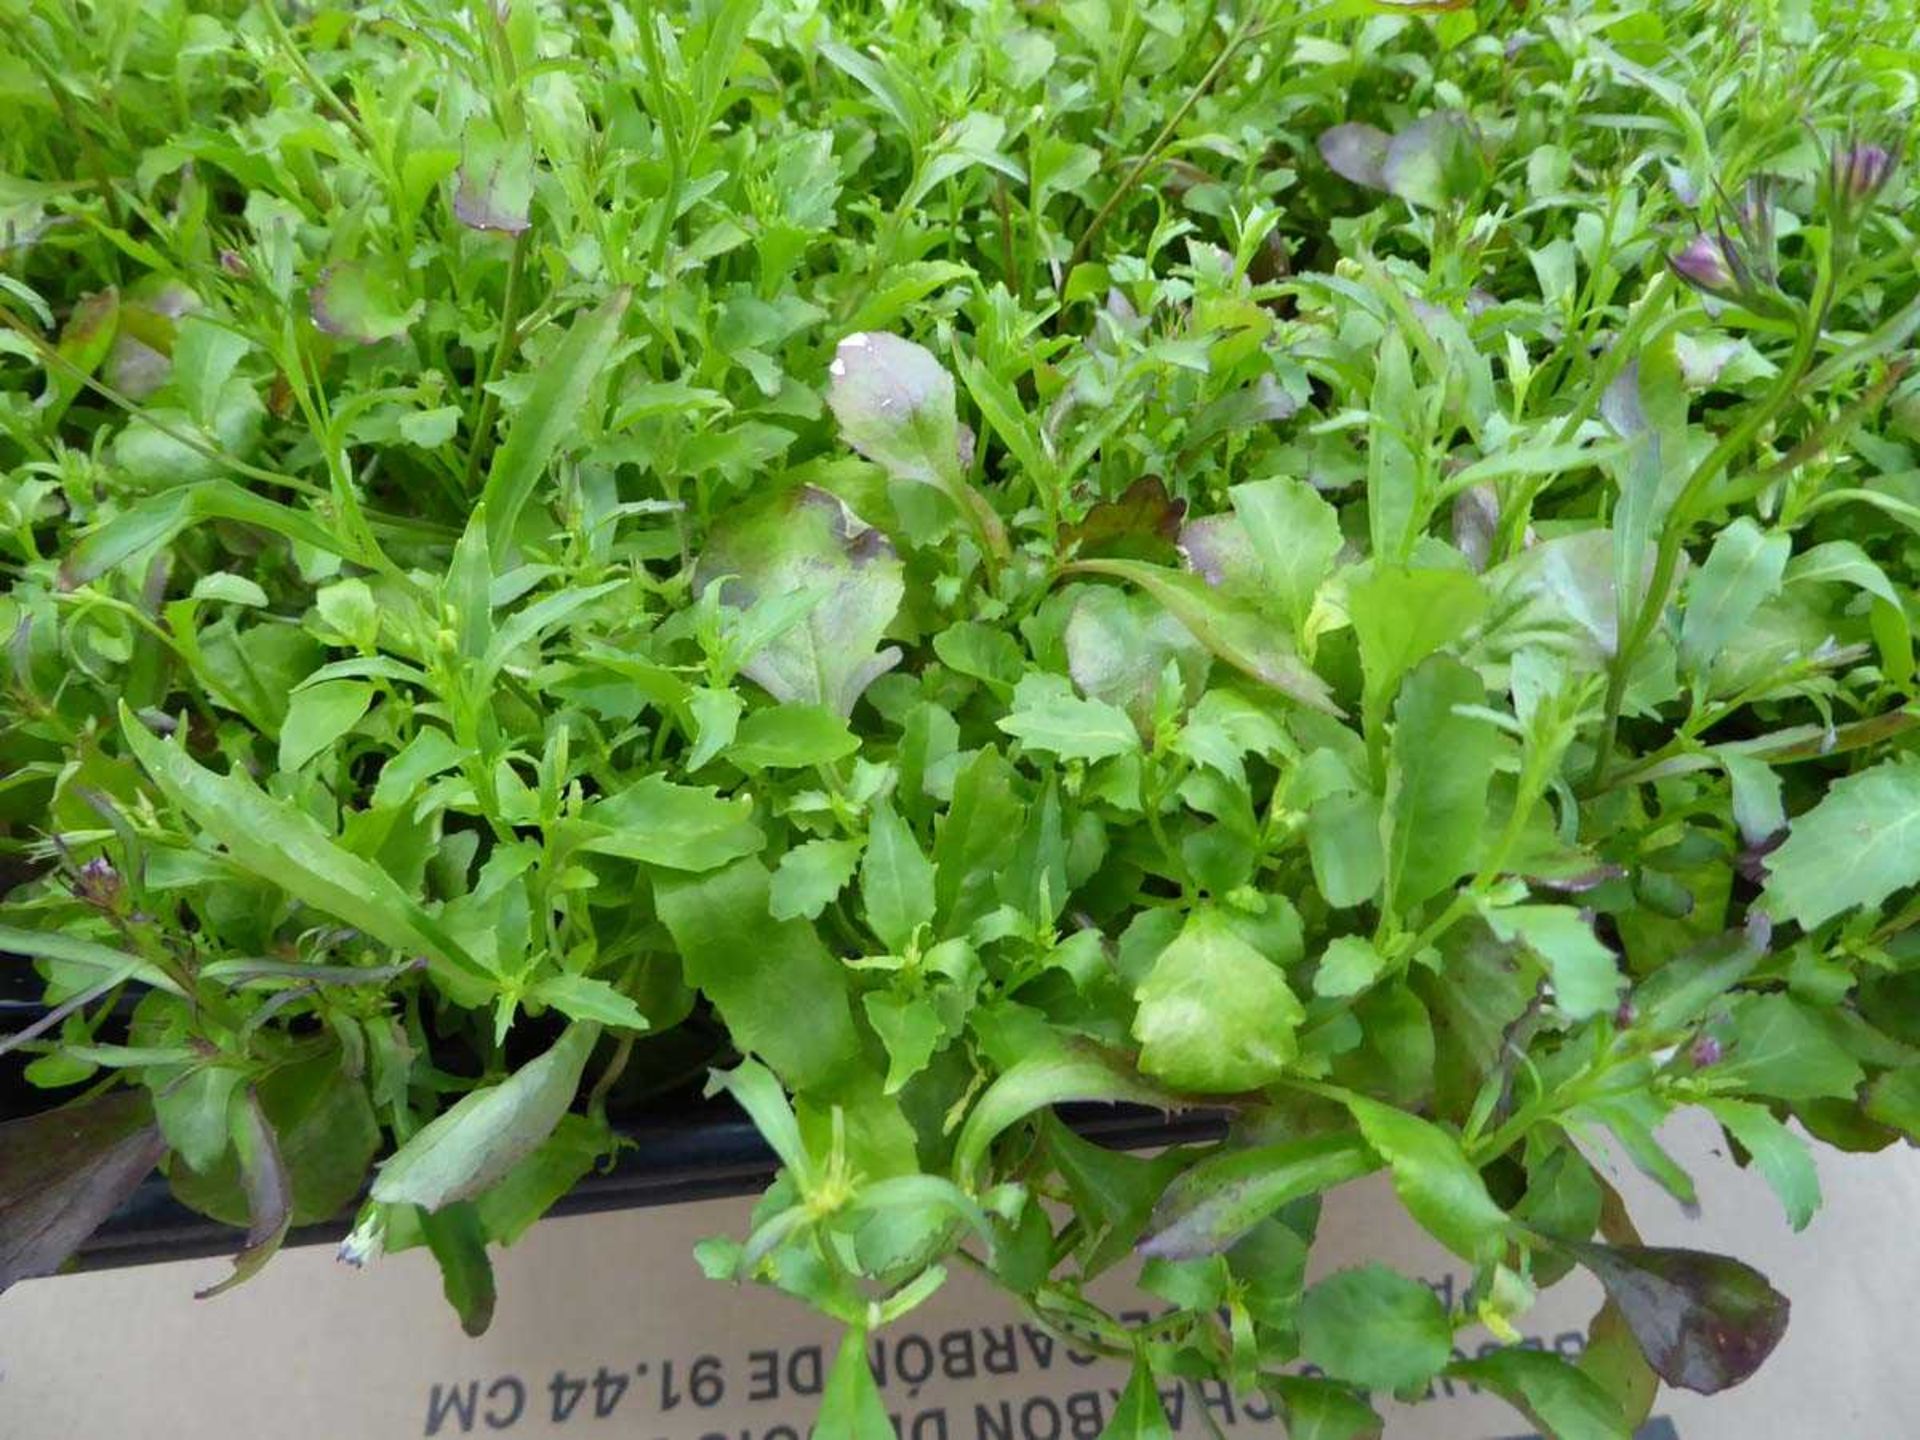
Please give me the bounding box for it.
[1177,513,1264,591]
[1064,475,1186,561]
[697,486,905,717]
[0,1091,166,1293]
[43,286,119,425]
[310,262,424,345]
[826,331,960,486]
[1563,1242,1790,1394]
[1184,376,1301,455]
[1318,124,1392,190]
[1140,1132,1377,1260]
[1064,585,1208,735]
[827,331,1008,562]
[1382,113,1486,210]
[454,124,536,235]
[1065,557,1340,714]
[195,1088,292,1299]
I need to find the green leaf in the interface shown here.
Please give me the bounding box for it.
[1449,1349,1630,1440]
[61,480,371,590]
[1065,558,1339,714]
[998,673,1141,762]
[419,1202,498,1337]
[0,925,180,996]
[1297,1265,1452,1392]
[1483,905,1624,1021]
[1720,993,1864,1102]
[1266,1377,1382,1440]
[1347,1095,1508,1263]
[861,799,936,952]
[1100,1360,1172,1439]
[1633,921,1768,1033]
[0,1092,165,1293]
[815,1327,896,1438]
[1721,752,1786,845]
[954,1038,1181,1187]
[728,704,862,768]
[278,678,373,771]
[1132,907,1304,1093]
[370,727,467,809]
[933,620,1026,693]
[473,1115,609,1246]
[1140,1132,1377,1259]
[527,973,648,1031]
[119,704,490,989]
[1063,586,1208,733]
[1579,1299,1660,1431]
[1783,539,1902,608]
[371,1024,599,1212]
[707,1061,811,1183]
[153,1065,242,1174]
[1383,656,1500,917]
[578,775,764,871]
[1307,790,1384,909]
[1313,936,1387,999]
[655,859,862,1093]
[1563,1241,1790,1395]
[481,288,631,562]
[43,285,118,427]
[1762,760,1920,929]
[171,1054,380,1228]
[1678,518,1790,676]
[770,838,863,921]
[863,992,945,1094]
[1702,1097,1821,1231]
[171,315,252,430]
[1230,477,1343,630]
[1364,328,1423,560]
[1346,565,1487,716]
[454,122,535,234]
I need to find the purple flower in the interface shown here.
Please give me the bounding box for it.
[1669,233,1734,295]
[1833,143,1893,203]
[73,855,122,908]
[1690,1034,1724,1068]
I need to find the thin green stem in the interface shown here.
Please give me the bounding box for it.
[463,228,532,495]
[1588,272,1833,789]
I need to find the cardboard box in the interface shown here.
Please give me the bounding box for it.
[2,1110,1913,1438]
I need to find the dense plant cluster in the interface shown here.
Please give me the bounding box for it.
[3,0,1919,1434]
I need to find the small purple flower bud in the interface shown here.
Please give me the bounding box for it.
[1669,233,1734,295]
[219,249,249,277]
[74,855,122,908]
[1615,998,1639,1029]
[1690,1034,1724,1068]
[1835,143,1893,203]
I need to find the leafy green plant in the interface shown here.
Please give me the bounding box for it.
[3,0,1918,1434]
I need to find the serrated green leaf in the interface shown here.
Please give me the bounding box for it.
[1762,760,1920,929]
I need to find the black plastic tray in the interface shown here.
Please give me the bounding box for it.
[67,1098,1229,1271]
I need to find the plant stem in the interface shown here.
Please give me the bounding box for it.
[1588,272,1832,789]
[463,227,532,495]
[1062,11,1261,284]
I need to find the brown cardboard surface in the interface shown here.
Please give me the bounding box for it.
[2,1111,1913,1439]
